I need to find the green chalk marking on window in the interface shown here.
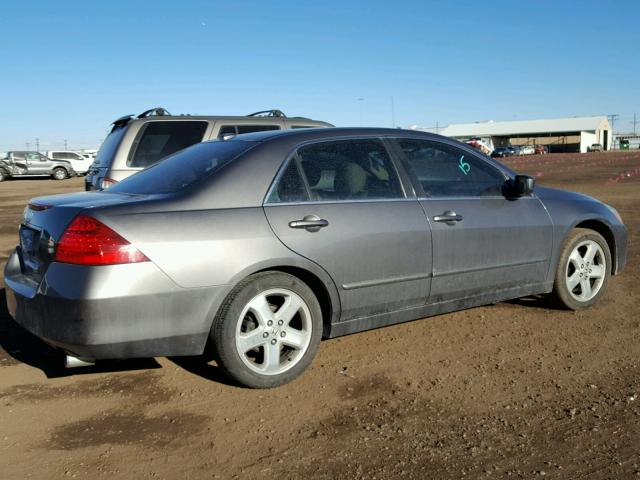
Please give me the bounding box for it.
[459,155,470,175]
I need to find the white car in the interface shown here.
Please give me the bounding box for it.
[520,145,535,155]
[46,151,93,174]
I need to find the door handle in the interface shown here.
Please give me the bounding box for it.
[288,214,329,232]
[433,210,463,225]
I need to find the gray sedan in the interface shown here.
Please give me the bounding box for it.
[4,128,628,388]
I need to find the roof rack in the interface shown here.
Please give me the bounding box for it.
[138,107,171,118]
[247,109,286,118]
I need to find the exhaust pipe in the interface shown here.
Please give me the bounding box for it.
[65,355,95,368]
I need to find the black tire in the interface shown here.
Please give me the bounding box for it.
[549,228,611,310]
[52,168,67,180]
[210,271,323,388]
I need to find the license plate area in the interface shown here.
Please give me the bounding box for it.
[19,225,41,272]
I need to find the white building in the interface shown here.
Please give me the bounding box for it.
[416,116,611,153]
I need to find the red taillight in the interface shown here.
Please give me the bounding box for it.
[54,215,149,266]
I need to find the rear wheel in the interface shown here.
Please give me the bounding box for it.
[52,168,67,180]
[210,272,323,388]
[550,228,611,310]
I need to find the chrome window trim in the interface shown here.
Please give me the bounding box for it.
[264,197,417,207]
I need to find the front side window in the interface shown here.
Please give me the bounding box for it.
[397,139,505,197]
[26,152,46,162]
[127,121,208,168]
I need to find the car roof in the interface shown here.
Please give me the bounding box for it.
[222,127,448,143]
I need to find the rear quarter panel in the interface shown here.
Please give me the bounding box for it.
[92,205,341,326]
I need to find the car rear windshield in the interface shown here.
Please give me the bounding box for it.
[127,121,209,168]
[107,140,256,195]
[94,127,127,167]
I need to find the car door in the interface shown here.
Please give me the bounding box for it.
[391,137,553,304]
[263,137,432,321]
[24,152,48,174]
[10,153,27,173]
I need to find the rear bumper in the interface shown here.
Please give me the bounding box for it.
[4,252,228,360]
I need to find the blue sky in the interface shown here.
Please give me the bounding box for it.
[1,0,638,151]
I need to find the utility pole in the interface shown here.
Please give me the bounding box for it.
[631,112,637,136]
[35,138,40,153]
[436,120,439,135]
[26,142,30,150]
[607,114,619,150]
[64,139,68,150]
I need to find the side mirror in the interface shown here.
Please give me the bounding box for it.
[511,175,535,197]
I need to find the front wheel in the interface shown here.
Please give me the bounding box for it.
[52,168,67,180]
[550,228,611,310]
[210,272,323,388]
[0,169,6,182]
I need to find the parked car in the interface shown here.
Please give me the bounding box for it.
[85,107,334,191]
[587,143,603,152]
[520,145,535,155]
[465,137,492,155]
[0,151,76,181]
[508,146,521,156]
[47,150,93,175]
[491,147,513,158]
[5,128,627,388]
[534,145,548,155]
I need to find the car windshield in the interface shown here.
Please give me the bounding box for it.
[107,140,256,195]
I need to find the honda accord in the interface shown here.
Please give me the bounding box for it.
[4,128,627,388]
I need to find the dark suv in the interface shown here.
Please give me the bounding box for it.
[85,108,333,191]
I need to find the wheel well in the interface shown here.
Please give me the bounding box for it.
[257,266,334,337]
[574,220,617,272]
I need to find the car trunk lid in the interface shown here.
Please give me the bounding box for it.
[18,192,149,279]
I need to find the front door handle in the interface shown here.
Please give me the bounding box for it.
[433,210,463,225]
[288,214,329,232]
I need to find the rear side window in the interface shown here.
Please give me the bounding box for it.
[217,124,280,138]
[397,139,505,197]
[265,161,309,203]
[128,121,208,168]
[108,140,256,195]
[268,139,403,203]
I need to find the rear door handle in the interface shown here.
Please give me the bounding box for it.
[288,214,329,232]
[433,210,463,225]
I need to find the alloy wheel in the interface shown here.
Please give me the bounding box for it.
[235,288,312,375]
[565,239,606,302]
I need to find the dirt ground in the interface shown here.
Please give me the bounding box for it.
[0,151,639,479]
